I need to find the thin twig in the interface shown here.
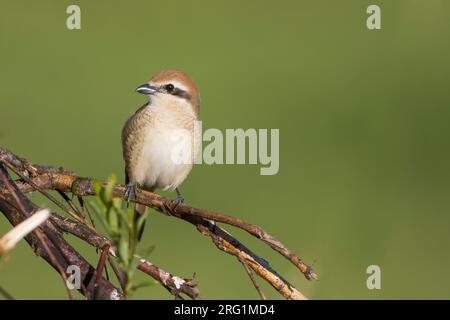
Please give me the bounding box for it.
[56,189,86,220]
[238,253,266,300]
[94,243,111,296]
[197,224,307,300]
[48,208,197,298]
[0,208,50,256]
[0,147,316,300]
[34,228,76,300]
[0,164,75,299]
[2,161,87,226]
[77,195,96,228]
[137,259,199,299]
[0,286,15,300]
[22,174,308,299]
[0,163,124,300]
[15,172,317,281]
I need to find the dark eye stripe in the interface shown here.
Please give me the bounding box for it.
[172,87,191,100]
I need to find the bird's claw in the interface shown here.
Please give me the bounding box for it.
[161,202,173,216]
[161,195,184,216]
[124,183,137,203]
[171,195,184,208]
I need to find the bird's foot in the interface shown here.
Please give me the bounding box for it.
[171,188,184,209]
[161,194,184,216]
[161,203,172,216]
[171,195,184,208]
[124,183,137,203]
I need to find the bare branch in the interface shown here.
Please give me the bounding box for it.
[0,147,316,300]
[0,162,123,300]
[0,208,50,256]
[48,207,200,299]
[196,223,307,300]
[0,286,15,300]
[137,259,199,299]
[238,253,266,300]
[13,172,317,281]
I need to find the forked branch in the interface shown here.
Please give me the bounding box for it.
[0,147,316,300]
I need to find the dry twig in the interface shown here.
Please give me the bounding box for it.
[137,259,199,299]
[0,147,316,300]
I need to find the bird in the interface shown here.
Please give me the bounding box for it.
[121,70,200,239]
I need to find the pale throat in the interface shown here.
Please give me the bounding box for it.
[148,94,196,119]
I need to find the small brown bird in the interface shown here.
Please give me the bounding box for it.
[121,70,200,238]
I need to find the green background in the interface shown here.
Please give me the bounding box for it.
[1,0,450,299]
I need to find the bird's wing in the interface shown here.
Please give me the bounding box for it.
[125,169,129,185]
[121,104,150,184]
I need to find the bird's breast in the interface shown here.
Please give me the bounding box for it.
[130,107,198,190]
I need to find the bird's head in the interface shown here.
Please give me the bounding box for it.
[136,70,200,116]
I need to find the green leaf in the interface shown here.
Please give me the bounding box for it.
[92,180,102,198]
[112,197,122,210]
[108,206,119,233]
[87,199,112,236]
[136,210,148,231]
[126,202,135,225]
[118,235,129,266]
[70,179,80,195]
[87,173,156,297]
[104,174,116,203]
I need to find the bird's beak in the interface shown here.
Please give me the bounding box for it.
[136,84,157,95]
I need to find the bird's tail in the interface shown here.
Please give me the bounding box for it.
[134,203,148,242]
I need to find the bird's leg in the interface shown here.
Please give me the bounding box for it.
[124,183,137,203]
[172,188,184,207]
[162,188,184,215]
[173,188,184,205]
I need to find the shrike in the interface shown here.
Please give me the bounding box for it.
[122,70,200,237]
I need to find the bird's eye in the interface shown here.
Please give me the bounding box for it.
[165,84,175,92]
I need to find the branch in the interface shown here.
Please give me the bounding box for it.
[0,208,50,256]
[196,223,306,300]
[50,209,199,299]
[0,163,123,300]
[0,286,14,300]
[238,253,266,300]
[0,147,317,299]
[137,260,199,299]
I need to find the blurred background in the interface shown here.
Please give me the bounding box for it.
[1,0,450,299]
